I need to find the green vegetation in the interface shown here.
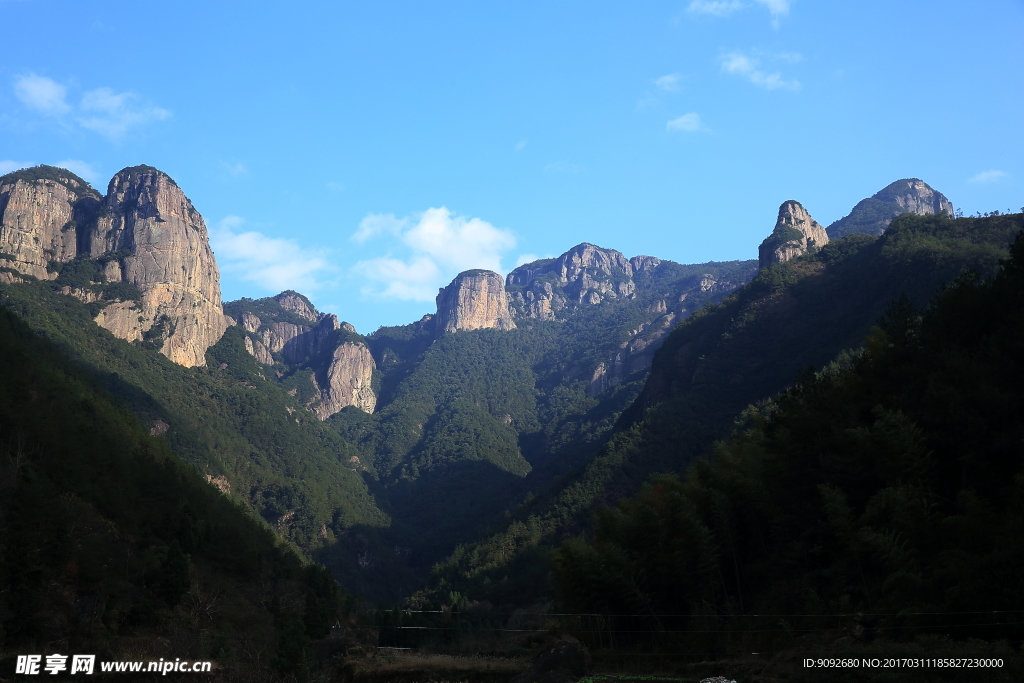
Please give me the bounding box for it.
[0,164,100,199]
[416,212,1023,612]
[0,278,388,561]
[552,226,1024,662]
[0,305,353,677]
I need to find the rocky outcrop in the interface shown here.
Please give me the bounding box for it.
[228,291,377,417]
[85,166,227,366]
[758,200,829,270]
[827,178,953,239]
[0,165,228,367]
[0,167,100,280]
[435,269,516,335]
[506,243,638,319]
[312,341,377,418]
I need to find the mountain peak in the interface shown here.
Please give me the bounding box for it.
[827,178,953,239]
[758,200,829,270]
[435,269,516,335]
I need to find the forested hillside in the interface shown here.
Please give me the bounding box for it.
[0,305,348,679]
[553,223,1024,669]
[416,211,1024,610]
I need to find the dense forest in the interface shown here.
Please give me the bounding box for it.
[550,225,1024,678]
[410,211,1024,613]
[0,306,350,680]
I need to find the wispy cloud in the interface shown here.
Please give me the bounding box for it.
[687,0,746,17]
[667,112,709,133]
[53,159,101,184]
[686,0,790,26]
[755,0,791,27]
[968,170,1007,184]
[222,161,248,177]
[12,73,171,140]
[352,207,516,301]
[0,160,34,175]
[15,73,71,115]
[212,216,335,294]
[515,139,528,152]
[654,73,683,92]
[720,51,801,91]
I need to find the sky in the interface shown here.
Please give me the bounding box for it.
[2,1,1023,333]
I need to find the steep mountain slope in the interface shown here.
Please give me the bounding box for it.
[0,304,347,678]
[1,165,228,367]
[0,167,387,562]
[827,178,953,239]
[415,209,1022,609]
[554,225,1024,664]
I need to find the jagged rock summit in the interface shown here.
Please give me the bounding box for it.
[827,178,953,239]
[0,166,101,281]
[434,269,516,336]
[0,164,227,366]
[505,242,662,320]
[758,200,830,270]
[225,291,377,418]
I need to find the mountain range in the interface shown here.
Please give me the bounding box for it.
[3,162,1020,676]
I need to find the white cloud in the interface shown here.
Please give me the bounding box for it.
[352,213,407,244]
[222,161,248,177]
[352,207,517,301]
[0,160,34,175]
[720,51,801,91]
[14,74,71,115]
[53,159,100,183]
[968,170,1007,183]
[654,73,682,92]
[78,87,171,140]
[686,0,789,25]
[12,74,170,139]
[515,253,554,267]
[212,216,335,294]
[687,0,746,17]
[667,112,708,133]
[515,139,528,152]
[755,0,790,26]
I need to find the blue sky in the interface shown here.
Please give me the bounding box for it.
[3,1,1023,332]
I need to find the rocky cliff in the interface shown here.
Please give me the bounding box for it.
[827,178,953,239]
[88,166,227,366]
[758,200,830,270]
[506,243,640,320]
[225,291,377,418]
[0,165,227,367]
[435,269,516,335]
[312,341,377,418]
[0,166,100,280]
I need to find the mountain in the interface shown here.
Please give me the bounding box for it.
[414,206,1022,610]
[5,161,991,621]
[0,164,228,366]
[757,200,829,269]
[553,222,1024,664]
[826,178,953,239]
[0,303,349,678]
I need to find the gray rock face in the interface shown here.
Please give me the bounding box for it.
[0,165,228,367]
[758,200,830,270]
[435,269,516,335]
[506,243,643,320]
[312,341,377,418]
[231,292,377,418]
[86,166,228,367]
[0,172,99,280]
[827,178,953,239]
